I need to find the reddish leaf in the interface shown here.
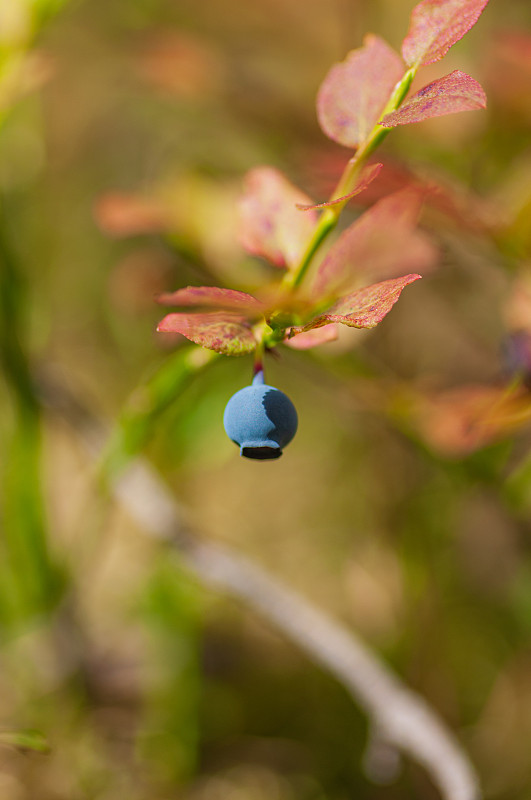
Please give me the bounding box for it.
[285,324,339,350]
[300,153,496,233]
[317,35,404,148]
[238,167,318,269]
[136,32,222,99]
[485,32,531,115]
[157,312,257,355]
[94,192,169,236]
[156,286,264,315]
[402,0,490,67]
[414,384,531,456]
[313,188,437,297]
[296,163,383,211]
[381,71,486,127]
[292,274,422,333]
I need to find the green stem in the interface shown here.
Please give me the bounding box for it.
[253,340,265,377]
[282,66,417,293]
[284,209,337,291]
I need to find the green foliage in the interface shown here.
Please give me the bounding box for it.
[3,0,531,798]
[0,729,50,753]
[137,559,201,784]
[0,222,62,624]
[100,345,219,480]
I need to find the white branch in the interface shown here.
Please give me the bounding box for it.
[40,372,481,800]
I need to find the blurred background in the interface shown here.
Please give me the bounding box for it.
[2,0,531,797]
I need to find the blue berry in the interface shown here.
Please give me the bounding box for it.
[223,370,298,459]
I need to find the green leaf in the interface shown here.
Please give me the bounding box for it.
[100,345,220,480]
[0,730,50,753]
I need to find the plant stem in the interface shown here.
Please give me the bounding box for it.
[253,341,264,377]
[282,66,417,293]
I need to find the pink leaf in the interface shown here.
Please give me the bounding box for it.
[402,0,490,67]
[156,286,264,315]
[485,32,531,114]
[296,163,383,211]
[317,35,404,148]
[292,274,422,333]
[94,192,169,236]
[313,188,437,298]
[285,324,339,350]
[157,312,257,355]
[415,384,531,456]
[238,167,318,269]
[381,71,486,127]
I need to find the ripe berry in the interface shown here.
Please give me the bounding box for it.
[223,370,298,459]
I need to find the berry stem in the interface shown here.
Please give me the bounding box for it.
[253,339,265,379]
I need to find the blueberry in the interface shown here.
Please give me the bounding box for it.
[223,370,298,459]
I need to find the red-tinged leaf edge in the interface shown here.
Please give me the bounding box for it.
[94,192,169,236]
[157,312,257,356]
[402,0,490,67]
[156,286,265,314]
[296,163,383,211]
[380,70,486,127]
[414,383,531,456]
[291,274,422,334]
[285,324,339,349]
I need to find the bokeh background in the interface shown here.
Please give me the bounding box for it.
[2,0,531,797]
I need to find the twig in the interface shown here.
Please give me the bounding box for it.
[39,369,481,800]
